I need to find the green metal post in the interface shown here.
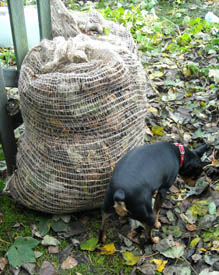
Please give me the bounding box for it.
[8,0,29,71]
[37,0,52,40]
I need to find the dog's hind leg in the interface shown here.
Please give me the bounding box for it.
[140,206,160,244]
[153,188,167,229]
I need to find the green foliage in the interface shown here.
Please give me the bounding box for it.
[7,237,39,268]
[0,48,16,67]
[191,200,209,218]
[37,216,51,236]
[80,237,99,251]
[202,227,219,242]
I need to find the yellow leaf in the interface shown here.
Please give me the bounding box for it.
[122,252,140,266]
[100,243,116,255]
[150,259,168,272]
[200,248,207,252]
[147,107,158,113]
[149,71,164,80]
[151,126,165,136]
[212,160,219,167]
[190,236,200,248]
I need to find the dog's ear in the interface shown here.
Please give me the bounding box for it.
[193,144,208,157]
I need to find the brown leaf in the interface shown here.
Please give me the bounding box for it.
[186,224,197,231]
[0,258,8,271]
[127,231,139,244]
[39,261,58,275]
[169,185,179,193]
[48,246,59,254]
[61,256,78,270]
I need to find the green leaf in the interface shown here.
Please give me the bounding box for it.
[192,200,209,217]
[51,220,69,232]
[208,202,216,215]
[122,251,140,266]
[38,216,51,236]
[13,237,39,249]
[160,245,184,259]
[7,237,39,268]
[202,227,219,242]
[192,128,204,139]
[80,237,98,251]
[162,226,182,238]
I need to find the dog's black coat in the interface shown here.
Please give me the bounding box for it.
[99,141,208,243]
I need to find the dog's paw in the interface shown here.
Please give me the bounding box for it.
[155,221,161,229]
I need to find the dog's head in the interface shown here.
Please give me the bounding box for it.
[179,144,210,186]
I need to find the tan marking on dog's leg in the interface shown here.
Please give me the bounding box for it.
[144,223,160,244]
[153,192,163,229]
[114,201,128,217]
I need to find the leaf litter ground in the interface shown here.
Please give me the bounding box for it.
[0,0,219,274]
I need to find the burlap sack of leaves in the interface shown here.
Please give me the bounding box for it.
[9,34,148,213]
[50,0,137,54]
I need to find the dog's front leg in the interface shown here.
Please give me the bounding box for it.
[99,211,112,243]
[142,222,160,244]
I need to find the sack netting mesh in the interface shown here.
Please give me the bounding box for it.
[50,0,137,54]
[9,1,148,214]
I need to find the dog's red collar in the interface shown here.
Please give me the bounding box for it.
[176,143,185,167]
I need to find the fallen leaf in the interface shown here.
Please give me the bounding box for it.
[192,254,202,263]
[39,261,57,275]
[61,256,78,270]
[186,224,197,231]
[58,221,85,238]
[151,126,165,136]
[0,258,8,271]
[99,243,117,255]
[190,236,200,248]
[204,252,219,266]
[211,241,219,252]
[41,235,60,246]
[80,237,98,251]
[150,259,168,272]
[35,251,43,258]
[122,252,140,266]
[48,246,59,254]
[209,69,219,82]
[208,202,216,215]
[22,263,36,275]
[137,262,156,274]
[51,220,68,233]
[160,244,184,259]
[37,216,51,236]
[7,237,39,268]
[199,248,207,252]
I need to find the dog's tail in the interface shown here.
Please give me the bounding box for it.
[113,189,125,202]
[113,189,128,217]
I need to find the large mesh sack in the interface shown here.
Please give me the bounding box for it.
[51,0,137,54]
[9,35,148,213]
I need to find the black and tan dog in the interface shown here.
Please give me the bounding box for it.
[99,141,209,244]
